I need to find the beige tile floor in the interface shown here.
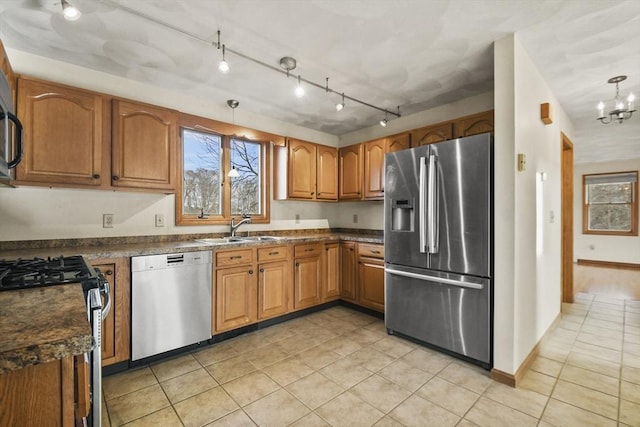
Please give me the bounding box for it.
[102,293,640,427]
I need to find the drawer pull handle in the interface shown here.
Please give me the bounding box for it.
[371,250,381,254]
[230,256,242,260]
[305,248,314,252]
[93,174,100,179]
[268,252,280,255]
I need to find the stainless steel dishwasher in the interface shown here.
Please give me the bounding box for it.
[131,251,212,361]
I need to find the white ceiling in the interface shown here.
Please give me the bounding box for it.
[0,0,638,164]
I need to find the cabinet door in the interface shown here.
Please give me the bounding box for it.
[385,133,411,152]
[316,144,338,200]
[288,138,317,199]
[411,122,453,146]
[340,242,357,302]
[111,99,177,191]
[91,258,131,366]
[258,260,291,320]
[455,110,494,138]
[358,256,385,312]
[339,144,362,199]
[363,138,385,199]
[16,78,105,186]
[323,242,340,301]
[293,256,321,309]
[215,265,258,333]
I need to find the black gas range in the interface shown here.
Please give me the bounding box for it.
[0,255,105,293]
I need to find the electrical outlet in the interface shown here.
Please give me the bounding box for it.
[353,214,358,223]
[103,214,114,228]
[295,213,300,224]
[155,214,165,227]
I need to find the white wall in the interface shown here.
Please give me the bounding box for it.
[493,34,573,375]
[0,49,495,240]
[574,159,640,264]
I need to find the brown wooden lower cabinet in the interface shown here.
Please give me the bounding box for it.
[0,356,78,427]
[357,243,385,312]
[90,258,130,367]
[215,264,258,333]
[358,256,385,312]
[293,243,322,309]
[258,260,291,319]
[322,242,340,301]
[340,242,357,302]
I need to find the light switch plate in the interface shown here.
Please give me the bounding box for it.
[155,214,165,227]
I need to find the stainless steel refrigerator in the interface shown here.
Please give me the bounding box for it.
[384,132,492,368]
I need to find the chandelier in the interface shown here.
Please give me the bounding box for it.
[597,76,635,124]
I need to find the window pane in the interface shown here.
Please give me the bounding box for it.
[588,182,632,204]
[230,139,261,215]
[182,129,222,215]
[588,204,632,231]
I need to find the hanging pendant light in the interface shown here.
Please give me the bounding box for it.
[61,0,81,21]
[597,75,635,124]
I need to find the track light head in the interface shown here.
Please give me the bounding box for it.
[227,99,239,109]
[218,45,230,74]
[61,0,81,21]
[379,118,388,127]
[295,75,305,98]
[336,93,345,111]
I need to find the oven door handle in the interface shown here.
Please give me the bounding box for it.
[101,282,111,320]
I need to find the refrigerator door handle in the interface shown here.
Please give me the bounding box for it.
[419,156,428,253]
[427,154,439,253]
[385,268,484,290]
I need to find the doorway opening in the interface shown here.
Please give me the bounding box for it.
[561,132,574,303]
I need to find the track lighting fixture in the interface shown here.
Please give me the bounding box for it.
[379,117,388,127]
[61,0,81,21]
[336,93,345,112]
[294,75,305,98]
[97,7,403,126]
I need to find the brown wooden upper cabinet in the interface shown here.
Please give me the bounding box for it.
[275,138,338,201]
[411,122,454,146]
[455,110,494,138]
[341,132,410,201]
[14,77,178,193]
[16,77,106,186]
[111,99,177,191]
[363,138,385,199]
[338,143,362,199]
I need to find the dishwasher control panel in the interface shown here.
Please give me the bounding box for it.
[132,251,212,271]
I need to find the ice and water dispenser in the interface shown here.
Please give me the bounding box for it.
[390,199,414,231]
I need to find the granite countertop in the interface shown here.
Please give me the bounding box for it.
[0,232,383,261]
[0,284,93,373]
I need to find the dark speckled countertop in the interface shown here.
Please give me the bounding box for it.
[0,230,383,261]
[0,284,93,373]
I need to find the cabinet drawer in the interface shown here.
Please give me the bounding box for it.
[216,249,253,266]
[294,243,322,258]
[358,244,384,258]
[257,245,288,262]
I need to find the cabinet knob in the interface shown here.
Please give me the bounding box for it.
[112,176,120,181]
[93,174,100,179]
[310,192,314,195]
[259,268,264,273]
[105,270,113,276]
[295,262,299,267]
[248,269,254,275]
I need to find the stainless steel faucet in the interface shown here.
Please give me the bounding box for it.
[230,214,251,237]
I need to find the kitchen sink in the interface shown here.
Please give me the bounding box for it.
[194,236,282,245]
